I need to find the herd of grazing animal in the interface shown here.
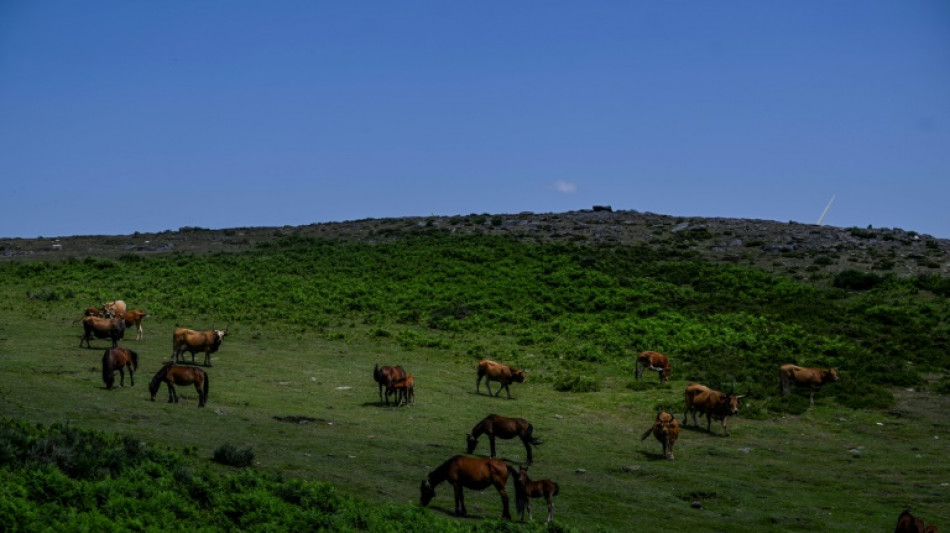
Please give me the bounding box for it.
[77,300,932,529]
[80,300,225,408]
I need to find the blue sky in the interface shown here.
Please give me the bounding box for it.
[2,2,948,239]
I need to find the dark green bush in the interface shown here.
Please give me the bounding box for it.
[213,444,255,468]
[553,374,601,392]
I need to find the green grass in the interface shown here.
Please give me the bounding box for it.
[1,233,948,531]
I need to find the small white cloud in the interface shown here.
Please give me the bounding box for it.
[553,180,577,194]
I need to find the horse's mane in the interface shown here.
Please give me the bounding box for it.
[427,454,462,486]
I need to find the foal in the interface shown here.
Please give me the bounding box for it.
[516,465,559,523]
[392,374,415,406]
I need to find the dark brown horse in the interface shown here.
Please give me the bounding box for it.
[373,363,407,406]
[516,465,560,523]
[419,455,525,520]
[102,347,138,389]
[466,414,542,464]
[148,363,209,407]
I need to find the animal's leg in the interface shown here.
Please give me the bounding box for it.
[526,497,532,521]
[195,383,204,407]
[706,414,712,433]
[635,363,642,381]
[485,380,494,397]
[499,487,511,520]
[204,352,212,367]
[721,419,729,436]
[166,383,176,403]
[546,498,553,523]
[809,392,815,406]
[453,484,466,516]
[476,375,482,394]
[118,368,125,387]
[524,438,533,464]
[488,435,496,458]
[136,324,143,341]
[503,383,512,399]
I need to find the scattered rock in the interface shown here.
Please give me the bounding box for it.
[691,501,704,509]
[575,468,587,474]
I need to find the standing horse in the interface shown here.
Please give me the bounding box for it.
[420,455,525,520]
[516,466,560,523]
[392,374,415,406]
[102,347,138,389]
[466,414,542,464]
[373,363,407,406]
[148,363,209,407]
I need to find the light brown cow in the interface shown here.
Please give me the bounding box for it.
[683,382,744,436]
[171,328,227,367]
[121,310,148,340]
[780,364,839,405]
[476,360,526,399]
[102,300,127,318]
[635,350,671,382]
[80,316,126,348]
[640,409,680,459]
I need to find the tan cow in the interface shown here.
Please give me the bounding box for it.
[779,364,839,405]
[102,300,127,318]
[171,328,227,366]
[121,310,148,340]
[80,316,126,348]
[684,382,744,436]
[640,409,680,459]
[476,360,526,399]
[635,350,671,382]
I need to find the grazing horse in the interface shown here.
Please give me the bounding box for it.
[466,414,542,464]
[420,455,525,520]
[373,363,407,406]
[640,409,680,459]
[392,374,415,406]
[101,347,138,389]
[149,363,209,407]
[516,466,559,523]
[635,350,671,382]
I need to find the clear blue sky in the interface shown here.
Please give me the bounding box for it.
[2,2,948,239]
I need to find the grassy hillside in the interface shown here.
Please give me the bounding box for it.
[1,231,948,531]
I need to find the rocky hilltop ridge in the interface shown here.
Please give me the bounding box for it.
[2,209,948,281]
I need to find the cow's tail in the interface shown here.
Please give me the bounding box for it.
[640,425,654,441]
[129,349,139,371]
[509,464,527,516]
[526,424,543,446]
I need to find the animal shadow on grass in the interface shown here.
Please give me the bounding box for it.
[636,450,672,461]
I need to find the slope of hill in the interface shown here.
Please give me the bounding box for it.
[3,209,949,282]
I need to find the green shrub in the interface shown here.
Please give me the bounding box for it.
[213,444,255,468]
[553,374,601,392]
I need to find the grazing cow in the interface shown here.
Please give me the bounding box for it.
[391,374,415,406]
[102,300,127,318]
[80,316,126,348]
[467,414,542,464]
[171,328,227,366]
[476,360,526,400]
[373,364,408,406]
[121,310,148,340]
[640,409,680,459]
[635,350,671,382]
[516,466,559,523]
[780,364,839,406]
[683,382,745,436]
[895,509,939,533]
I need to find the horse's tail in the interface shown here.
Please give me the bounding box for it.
[552,481,560,497]
[129,349,139,371]
[508,464,526,516]
[373,363,381,384]
[526,423,543,446]
[101,349,113,388]
[202,371,210,405]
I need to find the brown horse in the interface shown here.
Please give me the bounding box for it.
[420,455,525,520]
[466,414,542,464]
[373,363,407,406]
[516,466,560,523]
[392,374,415,406]
[102,347,138,389]
[148,363,209,407]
